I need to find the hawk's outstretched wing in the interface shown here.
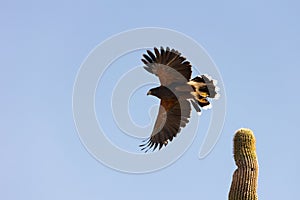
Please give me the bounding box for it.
[142,47,192,86]
[140,98,191,152]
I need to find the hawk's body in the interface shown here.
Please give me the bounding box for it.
[140,47,219,152]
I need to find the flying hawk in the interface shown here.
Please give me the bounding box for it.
[140,47,219,152]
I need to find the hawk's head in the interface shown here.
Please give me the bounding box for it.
[147,86,175,99]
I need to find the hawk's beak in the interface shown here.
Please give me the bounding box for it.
[147,91,151,96]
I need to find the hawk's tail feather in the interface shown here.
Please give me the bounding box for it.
[188,74,220,112]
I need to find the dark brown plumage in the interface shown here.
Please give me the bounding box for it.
[140,47,219,152]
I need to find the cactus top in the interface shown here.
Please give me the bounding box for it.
[233,128,257,168]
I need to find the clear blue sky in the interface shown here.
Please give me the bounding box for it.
[1,0,300,199]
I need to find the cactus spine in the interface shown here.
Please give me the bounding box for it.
[228,128,259,200]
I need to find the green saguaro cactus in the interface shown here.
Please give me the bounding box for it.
[228,128,259,200]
